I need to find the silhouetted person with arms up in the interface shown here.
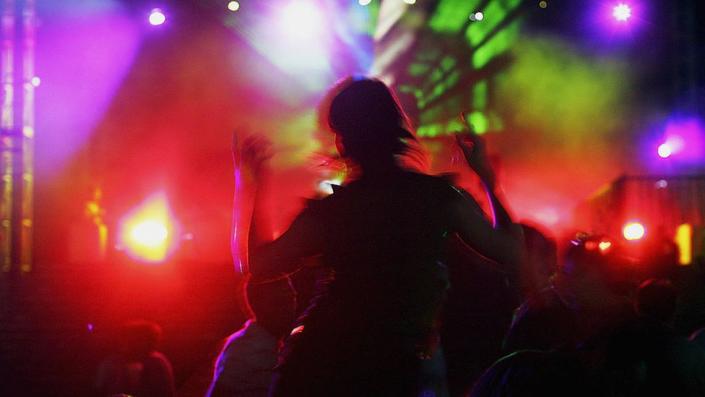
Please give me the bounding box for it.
[94,320,175,397]
[441,126,531,396]
[233,77,523,396]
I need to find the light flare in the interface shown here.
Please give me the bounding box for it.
[674,224,692,265]
[612,4,632,22]
[119,193,178,263]
[148,8,166,26]
[623,221,645,241]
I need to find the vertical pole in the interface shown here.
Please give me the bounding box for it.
[19,0,33,273]
[9,0,21,273]
[0,0,15,274]
[0,0,33,275]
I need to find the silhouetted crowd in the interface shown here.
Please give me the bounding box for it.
[95,77,705,397]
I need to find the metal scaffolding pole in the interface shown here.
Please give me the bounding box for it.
[0,0,34,275]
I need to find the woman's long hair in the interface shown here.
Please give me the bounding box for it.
[319,76,427,173]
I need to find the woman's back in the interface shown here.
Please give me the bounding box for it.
[271,169,460,396]
[302,170,459,339]
[243,77,521,396]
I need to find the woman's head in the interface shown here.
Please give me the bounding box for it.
[119,320,163,358]
[323,77,418,168]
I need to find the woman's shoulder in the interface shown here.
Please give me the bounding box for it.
[402,171,463,196]
[386,169,448,185]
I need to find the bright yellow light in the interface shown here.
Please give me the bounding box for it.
[623,221,645,241]
[120,193,177,263]
[674,224,692,265]
[598,240,612,252]
[130,220,168,247]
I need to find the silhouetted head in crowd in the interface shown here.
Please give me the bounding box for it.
[635,278,677,324]
[246,278,297,339]
[689,325,705,350]
[119,320,163,360]
[552,235,639,312]
[560,235,614,281]
[520,223,558,294]
[470,350,590,397]
[322,76,424,173]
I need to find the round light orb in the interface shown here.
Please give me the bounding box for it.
[612,3,632,22]
[539,1,548,8]
[227,1,240,12]
[623,222,646,241]
[474,12,484,21]
[30,76,41,87]
[657,143,672,158]
[149,8,166,26]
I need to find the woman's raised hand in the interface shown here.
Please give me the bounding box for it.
[455,116,496,189]
[233,132,273,181]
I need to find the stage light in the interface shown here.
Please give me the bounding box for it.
[119,193,177,263]
[657,142,672,158]
[659,118,705,164]
[655,179,668,189]
[598,240,612,252]
[149,8,166,26]
[30,76,41,87]
[539,1,548,8]
[674,224,692,265]
[316,178,343,196]
[657,135,685,159]
[623,221,645,241]
[474,12,484,21]
[612,3,631,22]
[358,0,372,5]
[403,0,416,4]
[277,2,324,40]
[227,1,240,12]
[130,220,168,247]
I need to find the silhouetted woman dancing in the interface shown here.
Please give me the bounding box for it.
[234,77,523,396]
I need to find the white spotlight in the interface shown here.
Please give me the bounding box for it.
[227,1,240,12]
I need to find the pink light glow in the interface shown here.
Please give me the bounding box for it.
[660,118,705,162]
